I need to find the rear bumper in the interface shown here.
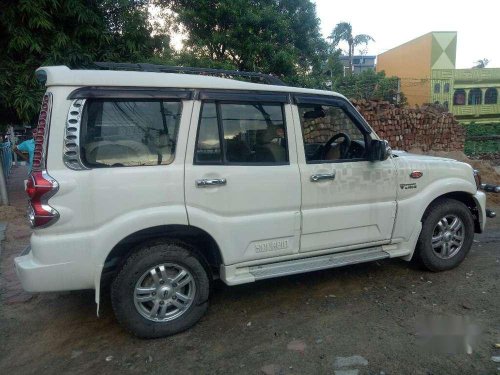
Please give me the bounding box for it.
[14,245,93,292]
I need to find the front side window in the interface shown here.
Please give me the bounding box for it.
[195,102,288,164]
[298,104,367,163]
[81,100,182,167]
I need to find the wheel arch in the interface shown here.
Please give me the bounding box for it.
[100,224,224,288]
[421,191,482,233]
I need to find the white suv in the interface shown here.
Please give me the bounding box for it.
[15,64,487,338]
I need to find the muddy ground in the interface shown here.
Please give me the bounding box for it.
[1,164,499,375]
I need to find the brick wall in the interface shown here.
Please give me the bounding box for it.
[351,99,465,152]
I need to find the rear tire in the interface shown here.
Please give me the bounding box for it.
[415,198,474,272]
[111,240,210,338]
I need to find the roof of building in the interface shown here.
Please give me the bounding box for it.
[37,66,345,99]
[377,31,457,57]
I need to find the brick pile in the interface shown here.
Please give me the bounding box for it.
[351,99,465,152]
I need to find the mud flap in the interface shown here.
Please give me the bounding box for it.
[94,264,103,317]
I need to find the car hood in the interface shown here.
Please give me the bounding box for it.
[391,150,456,163]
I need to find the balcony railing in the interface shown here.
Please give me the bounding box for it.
[452,103,500,117]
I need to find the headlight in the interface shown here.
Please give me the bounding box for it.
[473,169,481,189]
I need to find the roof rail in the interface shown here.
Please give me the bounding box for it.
[91,62,286,86]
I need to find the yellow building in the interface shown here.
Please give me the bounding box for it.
[378,32,500,124]
[377,31,457,106]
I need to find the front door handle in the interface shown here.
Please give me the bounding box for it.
[196,178,227,188]
[310,172,336,182]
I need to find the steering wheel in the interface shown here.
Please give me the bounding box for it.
[322,132,351,160]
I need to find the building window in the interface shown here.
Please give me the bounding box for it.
[453,89,466,105]
[444,83,450,93]
[485,88,498,104]
[443,101,449,110]
[468,88,482,105]
[434,83,441,93]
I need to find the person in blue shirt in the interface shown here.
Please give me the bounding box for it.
[13,130,36,173]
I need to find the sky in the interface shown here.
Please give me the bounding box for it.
[314,0,500,68]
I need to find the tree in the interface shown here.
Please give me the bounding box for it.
[323,48,344,89]
[332,70,406,105]
[99,1,169,61]
[0,0,169,126]
[159,0,328,86]
[0,0,103,124]
[328,22,374,75]
[473,58,489,69]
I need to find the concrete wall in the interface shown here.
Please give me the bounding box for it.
[377,33,433,107]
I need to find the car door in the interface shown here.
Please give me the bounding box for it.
[184,91,302,265]
[292,95,397,253]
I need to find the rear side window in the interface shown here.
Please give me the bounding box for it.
[195,102,288,164]
[81,100,182,167]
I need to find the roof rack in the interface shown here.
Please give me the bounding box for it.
[92,62,286,86]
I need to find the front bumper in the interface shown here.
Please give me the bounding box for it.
[14,245,91,293]
[473,191,487,233]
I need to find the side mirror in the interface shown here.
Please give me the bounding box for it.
[369,139,391,162]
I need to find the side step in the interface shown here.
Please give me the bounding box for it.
[248,247,389,281]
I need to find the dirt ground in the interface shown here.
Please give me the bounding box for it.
[1,160,500,375]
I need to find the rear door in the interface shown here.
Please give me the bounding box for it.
[184,91,301,265]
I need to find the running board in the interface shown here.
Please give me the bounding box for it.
[248,247,389,281]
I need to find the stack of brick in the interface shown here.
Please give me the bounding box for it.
[351,99,465,152]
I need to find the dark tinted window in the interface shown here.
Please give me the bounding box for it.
[195,102,288,164]
[82,100,181,167]
[221,103,287,163]
[195,103,222,163]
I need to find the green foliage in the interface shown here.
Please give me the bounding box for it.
[332,70,405,104]
[99,0,167,61]
[0,0,169,126]
[160,0,328,86]
[463,123,500,155]
[463,122,500,136]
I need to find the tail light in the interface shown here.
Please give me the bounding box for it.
[26,93,59,228]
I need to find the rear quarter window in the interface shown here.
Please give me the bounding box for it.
[80,99,182,168]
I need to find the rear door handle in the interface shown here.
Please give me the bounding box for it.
[310,172,336,182]
[196,178,227,188]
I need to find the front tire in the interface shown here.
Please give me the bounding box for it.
[415,198,475,272]
[111,241,210,338]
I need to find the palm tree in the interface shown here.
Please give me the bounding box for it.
[329,22,374,75]
[473,58,489,69]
